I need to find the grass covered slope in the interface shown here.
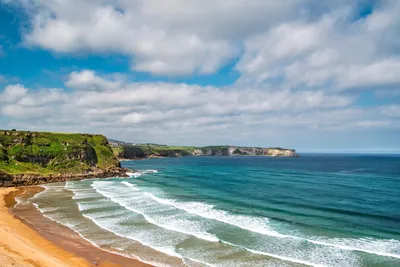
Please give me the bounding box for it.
[0,130,120,175]
[114,144,195,159]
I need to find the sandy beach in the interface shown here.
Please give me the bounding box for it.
[0,187,152,267]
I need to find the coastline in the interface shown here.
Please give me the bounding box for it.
[0,186,152,267]
[0,167,130,187]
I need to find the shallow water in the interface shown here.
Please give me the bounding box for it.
[28,154,400,266]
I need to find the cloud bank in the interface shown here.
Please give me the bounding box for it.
[0,0,399,151]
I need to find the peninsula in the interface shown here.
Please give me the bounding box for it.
[0,130,127,187]
[110,141,298,160]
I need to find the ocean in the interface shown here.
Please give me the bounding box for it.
[27,154,400,266]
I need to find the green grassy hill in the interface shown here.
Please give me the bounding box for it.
[0,130,120,175]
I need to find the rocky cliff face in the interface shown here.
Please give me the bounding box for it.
[196,147,298,157]
[117,145,298,159]
[0,130,127,187]
[120,146,146,159]
[0,167,127,187]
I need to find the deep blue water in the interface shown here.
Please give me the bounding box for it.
[28,154,400,267]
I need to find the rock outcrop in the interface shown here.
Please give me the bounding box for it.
[0,130,128,187]
[116,145,298,160]
[0,167,128,187]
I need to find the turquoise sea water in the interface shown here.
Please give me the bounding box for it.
[28,154,400,266]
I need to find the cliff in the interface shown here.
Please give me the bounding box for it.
[0,130,127,187]
[113,144,298,160]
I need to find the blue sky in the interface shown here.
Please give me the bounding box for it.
[0,0,399,153]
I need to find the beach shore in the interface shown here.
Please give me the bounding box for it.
[0,187,152,267]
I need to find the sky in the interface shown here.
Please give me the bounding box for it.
[0,0,399,153]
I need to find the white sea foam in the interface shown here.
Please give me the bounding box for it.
[182,257,217,267]
[80,211,184,259]
[124,182,400,262]
[127,172,142,178]
[144,169,158,173]
[37,204,170,267]
[247,248,325,267]
[68,182,186,266]
[92,181,219,242]
[121,181,140,190]
[145,192,285,238]
[33,180,400,267]
[127,170,158,178]
[28,184,51,201]
[307,237,400,259]
[14,196,25,205]
[38,206,60,213]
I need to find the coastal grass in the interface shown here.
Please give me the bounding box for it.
[0,130,119,175]
[115,143,233,158]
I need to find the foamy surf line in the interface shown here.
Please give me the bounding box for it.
[28,184,51,201]
[64,183,178,267]
[220,240,323,267]
[78,210,184,261]
[22,189,156,266]
[127,169,158,178]
[123,181,400,260]
[78,205,321,267]
[35,204,161,267]
[87,183,333,267]
[183,258,217,267]
[29,182,317,267]
[307,239,400,259]
[142,189,285,238]
[92,183,219,242]
[118,181,285,238]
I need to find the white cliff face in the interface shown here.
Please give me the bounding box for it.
[192,149,205,156]
[228,147,237,155]
[192,147,298,157]
[264,148,297,157]
[117,146,298,159]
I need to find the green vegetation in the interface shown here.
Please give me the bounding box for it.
[232,148,247,155]
[137,145,195,156]
[109,139,297,159]
[0,130,119,175]
[114,144,233,158]
[116,144,196,158]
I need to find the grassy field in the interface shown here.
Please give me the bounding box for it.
[0,130,119,175]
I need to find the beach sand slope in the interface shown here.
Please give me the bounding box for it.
[0,187,90,266]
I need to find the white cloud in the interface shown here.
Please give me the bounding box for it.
[19,0,246,76]
[13,0,365,77]
[1,1,400,150]
[0,84,65,118]
[66,70,123,91]
[1,70,398,148]
[237,1,400,90]
[0,84,28,103]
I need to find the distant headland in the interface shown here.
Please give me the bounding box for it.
[109,139,298,160]
[0,130,297,187]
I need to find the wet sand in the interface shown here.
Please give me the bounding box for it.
[0,187,152,267]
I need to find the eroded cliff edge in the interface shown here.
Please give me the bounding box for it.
[0,130,127,187]
[112,144,298,160]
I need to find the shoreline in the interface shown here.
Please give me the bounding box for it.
[0,186,152,267]
[0,168,130,187]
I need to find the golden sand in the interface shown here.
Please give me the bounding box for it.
[0,187,152,267]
